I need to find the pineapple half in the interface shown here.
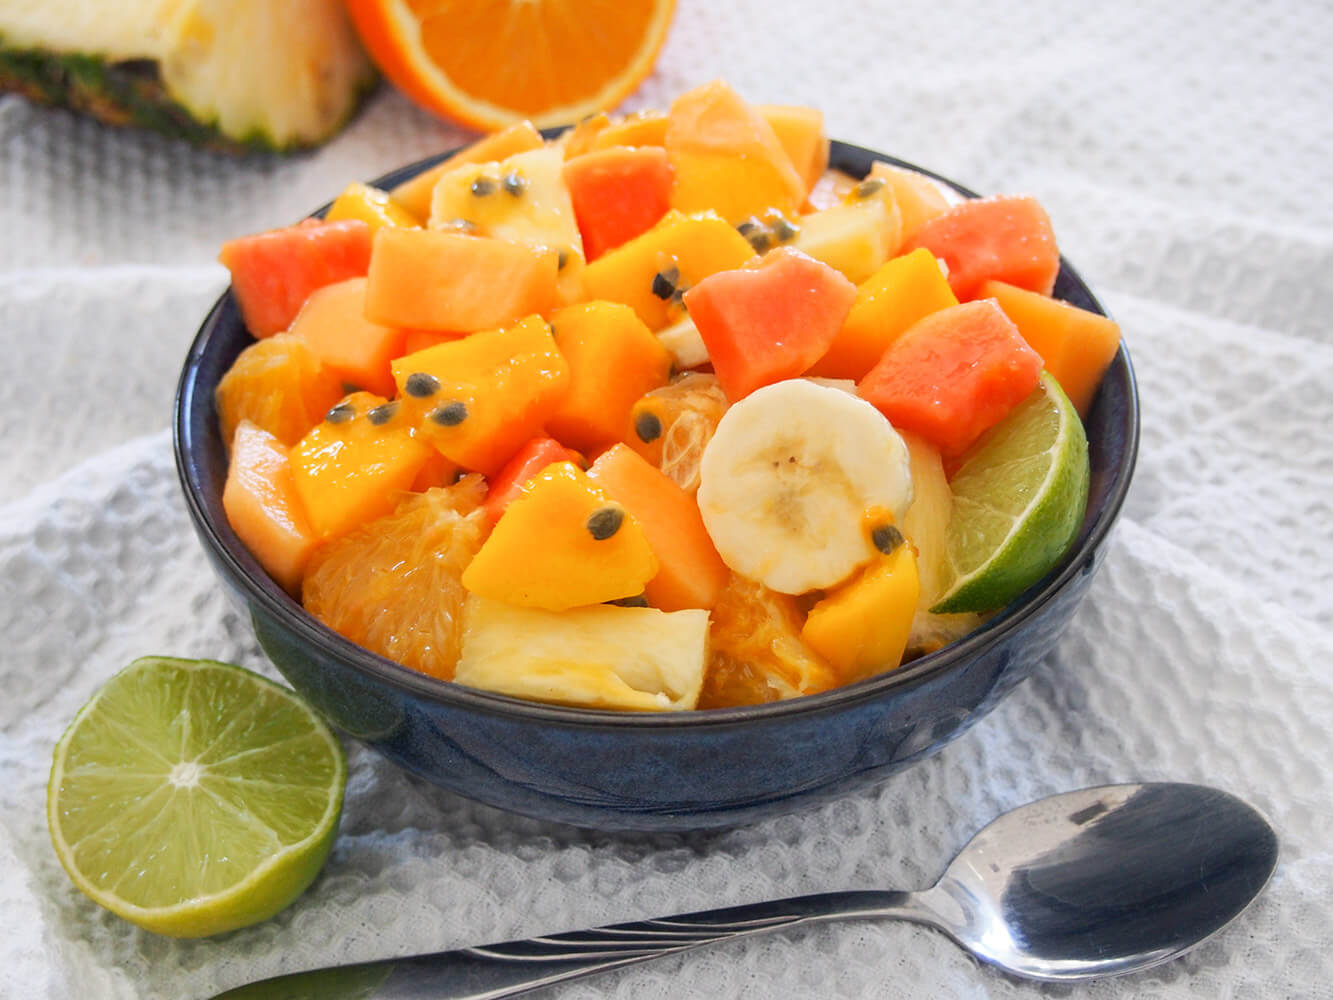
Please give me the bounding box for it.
[0,0,376,152]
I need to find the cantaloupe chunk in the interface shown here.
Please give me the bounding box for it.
[389,120,545,219]
[545,301,673,452]
[365,228,558,332]
[325,182,421,233]
[979,280,1122,416]
[809,247,959,380]
[665,80,807,225]
[757,104,829,196]
[290,277,406,397]
[400,328,467,355]
[215,332,344,449]
[289,392,434,541]
[587,444,729,612]
[462,461,658,611]
[390,315,570,476]
[867,162,955,241]
[591,111,668,150]
[579,210,755,331]
[222,421,318,594]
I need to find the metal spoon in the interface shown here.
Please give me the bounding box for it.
[213,782,1277,999]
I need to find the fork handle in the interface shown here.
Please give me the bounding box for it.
[212,890,926,999]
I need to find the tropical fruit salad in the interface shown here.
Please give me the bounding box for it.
[213,79,1121,713]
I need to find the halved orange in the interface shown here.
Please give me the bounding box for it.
[346,0,677,131]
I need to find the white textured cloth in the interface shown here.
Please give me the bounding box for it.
[2,1,1330,997]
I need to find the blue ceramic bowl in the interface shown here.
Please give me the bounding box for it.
[174,140,1139,832]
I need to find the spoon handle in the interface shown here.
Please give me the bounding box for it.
[212,890,928,999]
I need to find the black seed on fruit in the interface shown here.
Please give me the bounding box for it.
[737,219,761,237]
[745,230,773,253]
[586,506,624,540]
[405,372,440,398]
[608,594,649,607]
[340,381,362,394]
[651,268,679,300]
[853,177,886,199]
[470,176,497,196]
[872,523,905,555]
[634,410,662,443]
[429,401,468,426]
[773,218,799,242]
[557,249,570,270]
[367,402,398,426]
[502,171,527,196]
[325,401,355,424]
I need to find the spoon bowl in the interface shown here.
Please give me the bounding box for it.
[214,782,1277,997]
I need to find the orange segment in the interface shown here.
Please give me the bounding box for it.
[345,0,677,131]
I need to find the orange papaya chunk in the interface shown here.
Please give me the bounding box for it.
[290,277,407,398]
[545,301,673,453]
[684,247,857,401]
[289,392,434,541]
[808,247,960,380]
[218,218,373,338]
[867,162,954,241]
[483,435,582,526]
[222,421,318,594]
[665,80,807,225]
[757,104,829,196]
[389,120,545,219]
[461,461,658,611]
[980,280,1122,417]
[858,300,1044,456]
[563,146,674,261]
[390,315,570,476]
[365,228,558,332]
[904,195,1060,301]
[215,332,344,449]
[579,210,755,331]
[587,444,729,612]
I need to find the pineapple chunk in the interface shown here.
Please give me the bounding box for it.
[656,316,710,370]
[454,596,709,711]
[789,179,904,284]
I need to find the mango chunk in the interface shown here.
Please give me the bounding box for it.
[326,182,421,233]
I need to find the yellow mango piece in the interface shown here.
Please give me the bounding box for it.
[868,162,956,241]
[579,210,755,330]
[808,247,960,379]
[289,392,434,541]
[980,280,1123,416]
[757,104,829,196]
[665,80,807,225]
[591,111,668,150]
[560,112,611,158]
[389,121,545,219]
[454,595,708,711]
[462,461,658,611]
[325,182,421,233]
[801,533,920,683]
[390,315,570,477]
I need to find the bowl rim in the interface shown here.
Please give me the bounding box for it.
[174,136,1140,731]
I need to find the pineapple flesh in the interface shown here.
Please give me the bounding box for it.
[0,0,376,152]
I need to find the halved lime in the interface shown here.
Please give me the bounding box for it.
[931,372,1090,615]
[47,657,346,938]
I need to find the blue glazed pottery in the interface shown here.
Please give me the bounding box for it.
[174,140,1139,831]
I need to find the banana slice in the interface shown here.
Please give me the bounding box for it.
[697,379,913,594]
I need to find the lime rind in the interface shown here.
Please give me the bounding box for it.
[930,373,1090,615]
[48,657,346,938]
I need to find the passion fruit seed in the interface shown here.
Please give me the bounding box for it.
[607,593,649,608]
[745,229,772,253]
[651,267,679,300]
[405,372,440,398]
[470,176,497,197]
[634,410,663,443]
[429,401,468,427]
[871,523,905,555]
[853,177,886,199]
[367,402,398,426]
[586,506,624,541]
[737,219,761,237]
[557,249,570,270]
[501,171,527,196]
[325,401,355,424]
[772,217,799,243]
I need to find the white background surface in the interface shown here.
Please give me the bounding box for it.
[2,1,1330,997]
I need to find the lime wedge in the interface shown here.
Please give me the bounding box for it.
[931,372,1090,615]
[47,657,346,938]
